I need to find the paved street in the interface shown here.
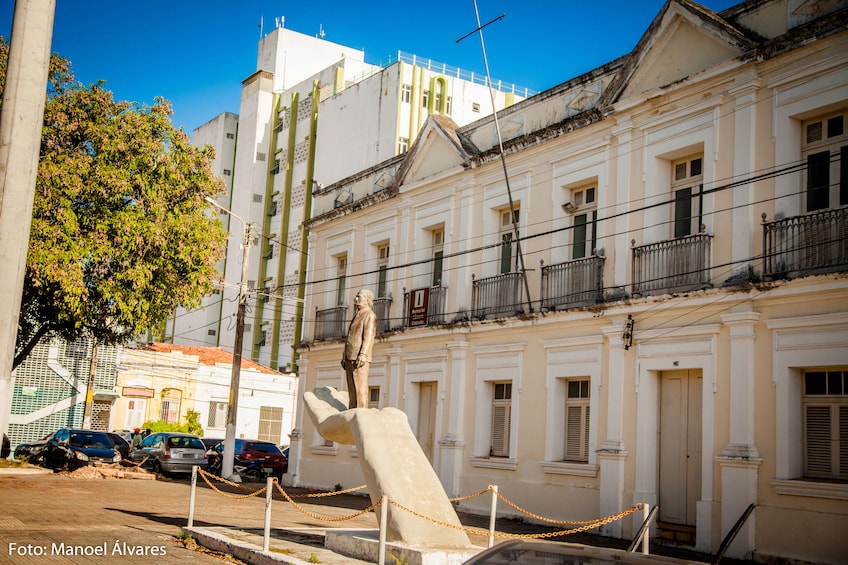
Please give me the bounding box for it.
[0,467,758,564]
[0,468,378,564]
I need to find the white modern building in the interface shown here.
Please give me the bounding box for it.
[169,19,528,371]
[289,1,848,563]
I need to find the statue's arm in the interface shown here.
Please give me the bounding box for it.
[358,311,377,362]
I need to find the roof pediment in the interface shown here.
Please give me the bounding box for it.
[395,114,472,187]
[607,0,757,103]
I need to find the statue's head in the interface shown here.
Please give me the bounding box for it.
[355,288,374,308]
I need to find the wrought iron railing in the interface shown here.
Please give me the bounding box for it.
[472,272,526,320]
[631,232,713,297]
[763,207,848,279]
[401,286,448,328]
[540,255,605,310]
[373,297,393,333]
[314,306,347,341]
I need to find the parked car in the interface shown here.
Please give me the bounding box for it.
[111,429,133,444]
[14,432,55,460]
[210,438,288,479]
[200,437,224,452]
[105,432,130,460]
[462,540,705,564]
[33,429,121,471]
[130,432,208,475]
[2,433,10,458]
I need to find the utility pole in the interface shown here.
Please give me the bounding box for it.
[0,0,56,447]
[205,197,254,480]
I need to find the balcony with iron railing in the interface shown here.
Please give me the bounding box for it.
[763,207,848,280]
[631,230,713,297]
[373,296,393,333]
[540,255,605,311]
[472,272,527,320]
[314,305,347,341]
[401,286,448,328]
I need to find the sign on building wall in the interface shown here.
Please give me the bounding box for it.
[407,287,430,327]
[122,386,154,398]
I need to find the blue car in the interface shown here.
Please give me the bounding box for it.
[34,428,121,471]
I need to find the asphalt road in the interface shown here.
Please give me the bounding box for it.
[0,468,381,565]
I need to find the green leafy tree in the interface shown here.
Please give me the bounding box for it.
[0,38,227,368]
[142,409,204,436]
[184,408,204,436]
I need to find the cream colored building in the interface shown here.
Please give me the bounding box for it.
[290,1,848,563]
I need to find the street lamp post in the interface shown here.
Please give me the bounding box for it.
[205,197,255,480]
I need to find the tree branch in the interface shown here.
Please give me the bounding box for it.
[13,324,53,371]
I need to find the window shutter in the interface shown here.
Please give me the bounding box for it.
[805,404,832,477]
[807,121,823,143]
[565,405,590,461]
[491,405,511,457]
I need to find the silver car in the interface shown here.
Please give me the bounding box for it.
[130,432,208,475]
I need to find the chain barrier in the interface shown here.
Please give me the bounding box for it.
[387,497,641,539]
[197,468,268,499]
[448,487,492,502]
[493,488,622,526]
[194,470,641,537]
[272,481,381,522]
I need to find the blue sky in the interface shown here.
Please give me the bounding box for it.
[2,0,738,135]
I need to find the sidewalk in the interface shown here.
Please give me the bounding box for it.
[0,468,756,565]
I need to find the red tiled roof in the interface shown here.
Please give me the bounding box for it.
[137,342,283,375]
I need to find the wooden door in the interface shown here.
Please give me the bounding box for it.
[417,382,437,463]
[659,370,702,526]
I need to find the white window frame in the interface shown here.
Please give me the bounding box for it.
[377,244,390,298]
[768,314,848,500]
[802,369,847,480]
[471,344,523,470]
[542,336,601,477]
[432,228,445,287]
[490,382,512,457]
[258,406,283,443]
[566,184,598,260]
[207,401,228,429]
[802,110,847,212]
[564,378,591,462]
[368,386,381,409]
[499,207,520,274]
[336,255,347,307]
[671,155,704,238]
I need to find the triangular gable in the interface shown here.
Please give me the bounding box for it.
[604,0,757,104]
[395,114,472,186]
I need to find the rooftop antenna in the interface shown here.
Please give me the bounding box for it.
[318,23,325,39]
[457,3,533,314]
[259,16,263,39]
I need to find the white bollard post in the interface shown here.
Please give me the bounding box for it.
[263,476,273,552]
[641,503,650,555]
[187,466,197,528]
[378,495,388,565]
[488,485,499,548]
